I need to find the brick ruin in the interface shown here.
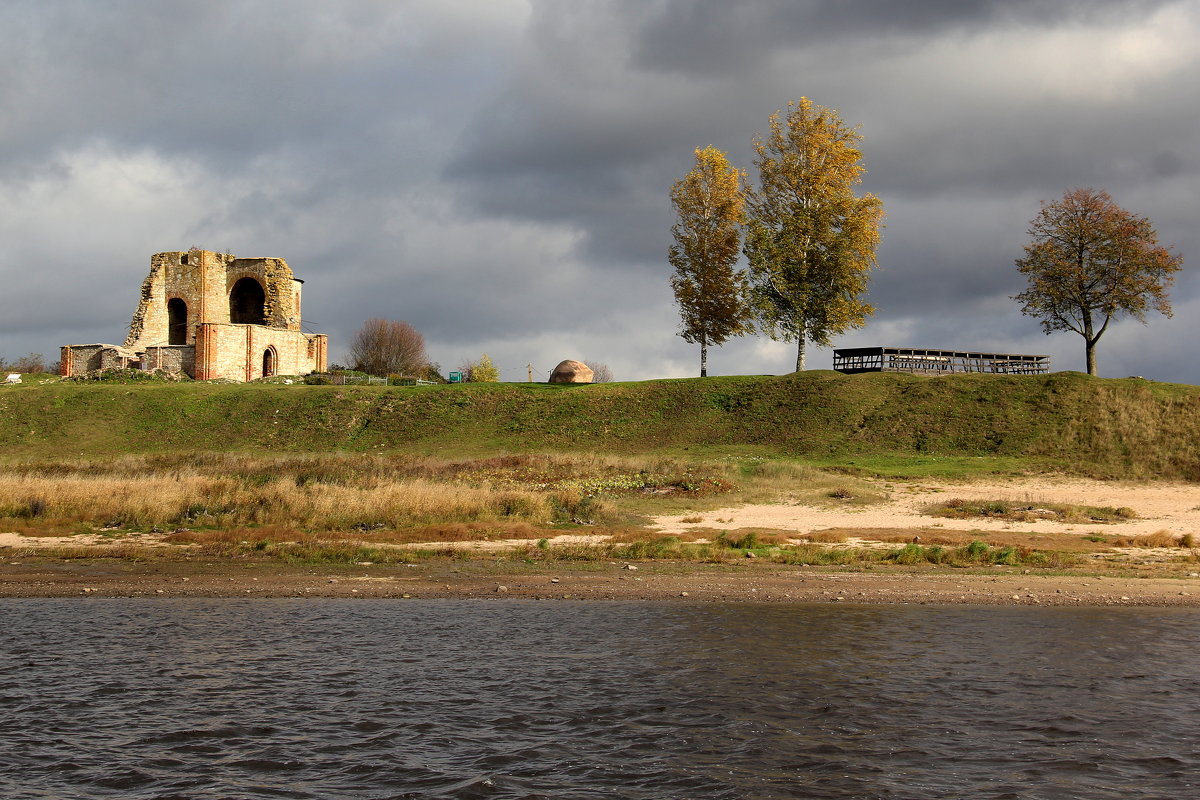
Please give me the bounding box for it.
[60,250,328,381]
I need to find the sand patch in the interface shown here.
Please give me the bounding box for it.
[653,476,1200,539]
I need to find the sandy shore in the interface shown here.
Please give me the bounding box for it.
[2,558,1199,606]
[4,474,1198,606]
[653,475,1200,538]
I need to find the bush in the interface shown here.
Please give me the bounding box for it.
[462,354,500,383]
[67,368,178,383]
[349,318,428,377]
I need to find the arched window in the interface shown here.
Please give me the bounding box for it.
[263,347,277,378]
[167,298,188,345]
[230,278,266,324]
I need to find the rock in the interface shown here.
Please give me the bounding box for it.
[549,360,594,384]
[550,578,560,583]
[625,564,638,570]
[680,592,689,597]
[496,585,509,593]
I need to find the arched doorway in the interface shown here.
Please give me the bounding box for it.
[230,278,266,324]
[262,347,277,378]
[167,298,188,345]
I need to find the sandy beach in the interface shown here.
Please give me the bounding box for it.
[653,475,1200,538]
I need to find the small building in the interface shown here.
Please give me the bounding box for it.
[60,250,328,381]
[833,347,1049,375]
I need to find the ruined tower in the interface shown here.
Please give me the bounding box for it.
[60,250,328,381]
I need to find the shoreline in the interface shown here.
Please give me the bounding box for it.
[3,558,1199,606]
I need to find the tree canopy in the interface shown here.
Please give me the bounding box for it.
[743,98,883,371]
[1014,187,1182,376]
[669,145,752,377]
[349,318,428,377]
[464,353,500,382]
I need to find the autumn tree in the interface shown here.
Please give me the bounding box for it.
[1014,188,1182,376]
[743,98,883,371]
[349,318,428,377]
[462,353,500,382]
[669,145,753,377]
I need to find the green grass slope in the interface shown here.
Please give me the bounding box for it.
[2,371,1198,478]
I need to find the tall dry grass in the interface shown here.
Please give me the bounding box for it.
[0,451,742,533]
[0,473,553,531]
[0,452,857,536]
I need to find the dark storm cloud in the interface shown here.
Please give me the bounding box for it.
[1,0,1196,382]
[627,0,1141,75]
[440,0,1197,379]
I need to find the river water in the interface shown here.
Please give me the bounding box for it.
[1,599,1197,799]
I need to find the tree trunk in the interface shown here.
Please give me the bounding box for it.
[700,339,708,378]
[1082,312,1097,376]
[795,337,806,372]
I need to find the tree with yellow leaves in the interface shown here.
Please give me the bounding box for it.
[669,145,753,377]
[744,98,883,371]
[463,353,500,382]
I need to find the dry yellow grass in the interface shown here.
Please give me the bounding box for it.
[0,452,871,538]
[1109,529,1196,548]
[0,473,552,531]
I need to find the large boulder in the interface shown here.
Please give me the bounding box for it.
[549,359,594,384]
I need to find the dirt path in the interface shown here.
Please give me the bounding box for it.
[653,476,1200,538]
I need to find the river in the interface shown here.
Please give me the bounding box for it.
[2,599,1197,799]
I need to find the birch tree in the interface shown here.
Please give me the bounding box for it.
[669,145,752,377]
[744,98,883,371]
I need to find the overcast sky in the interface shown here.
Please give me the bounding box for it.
[2,0,1196,382]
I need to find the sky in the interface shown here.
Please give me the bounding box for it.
[1,0,1196,383]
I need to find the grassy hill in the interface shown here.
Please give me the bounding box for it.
[3,371,1198,479]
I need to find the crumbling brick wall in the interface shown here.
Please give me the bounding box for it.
[64,250,327,382]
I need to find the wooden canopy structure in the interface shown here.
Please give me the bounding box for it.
[833,347,1049,375]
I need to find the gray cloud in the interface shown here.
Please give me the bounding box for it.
[1,0,1196,384]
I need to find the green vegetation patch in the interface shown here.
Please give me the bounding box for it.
[926,498,1137,524]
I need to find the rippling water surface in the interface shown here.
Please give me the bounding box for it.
[2,599,1198,799]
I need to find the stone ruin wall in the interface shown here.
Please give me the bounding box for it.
[60,345,130,374]
[65,250,325,382]
[197,325,327,381]
[125,251,301,350]
[141,345,196,375]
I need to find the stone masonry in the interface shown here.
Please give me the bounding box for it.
[61,250,328,381]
